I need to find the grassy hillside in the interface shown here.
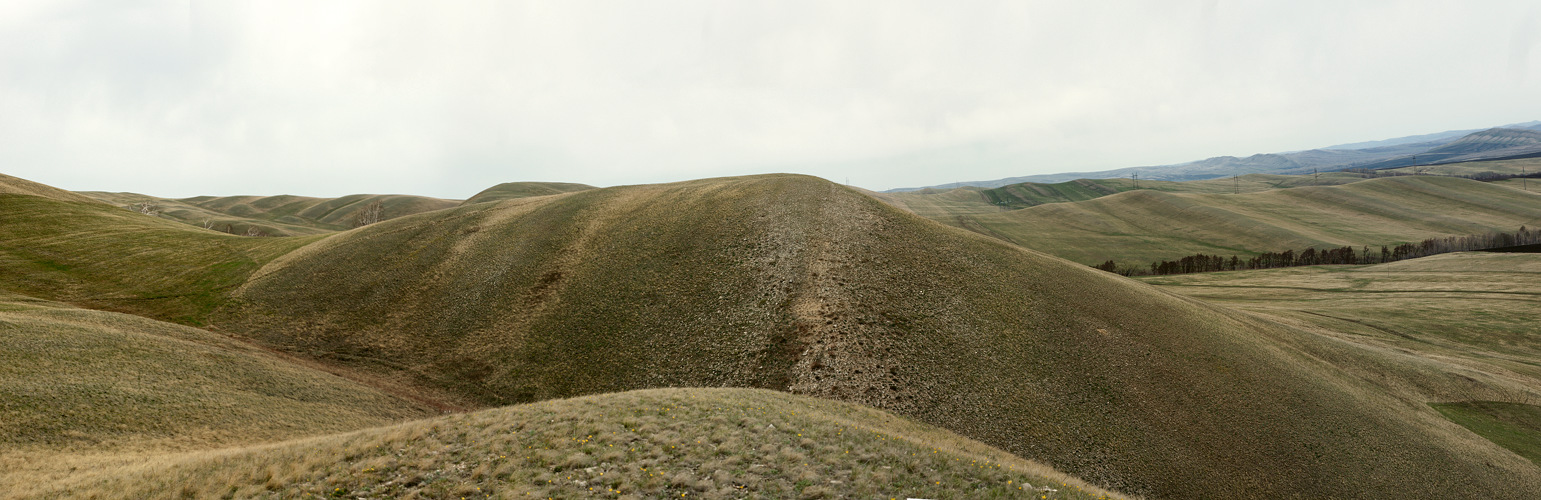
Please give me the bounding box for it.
[1382,156,1541,177]
[1138,252,1541,383]
[86,183,588,235]
[178,193,460,230]
[980,173,1365,209]
[957,176,1541,266]
[0,193,321,325]
[219,174,1541,498]
[876,172,1366,221]
[81,191,337,237]
[1140,252,1541,473]
[463,181,596,205]
[0,292,436,494]
[1431,401,1541,466]
[0,173,103,204]
[23,388,1128,500]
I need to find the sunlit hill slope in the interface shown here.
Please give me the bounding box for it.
[27,388,1126,499]
[953,175,1541,265]
[210,174,1541,498]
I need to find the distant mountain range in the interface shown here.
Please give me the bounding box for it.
[890,120,1541,191]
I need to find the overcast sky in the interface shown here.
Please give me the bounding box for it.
[2,1,1539,198]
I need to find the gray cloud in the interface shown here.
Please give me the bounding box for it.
[2,0,1538,197]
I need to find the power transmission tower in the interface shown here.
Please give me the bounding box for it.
[1313,168,1319,186]
[1233,173,1239,194]
[1133,172,1139,189]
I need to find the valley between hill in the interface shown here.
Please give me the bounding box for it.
[3,171,1540,499]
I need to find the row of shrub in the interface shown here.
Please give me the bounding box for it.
[1091,226,1541,276]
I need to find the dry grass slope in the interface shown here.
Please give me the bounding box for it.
[1141,252,1541,483]
[0,293,435,495]
[958,175,1541,265]
[463,181,597,205]
[1383,157,1541,177]
[23,388,1129,500]
[876,172,1366,221]
[178,193,461,231]
[1139,252,1541,390]
[81,191,337,237]
[220,174,1541,498]
[0,193,321,325]
[0,173,104,204]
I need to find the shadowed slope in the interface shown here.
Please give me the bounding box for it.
[462,181,596,205]
[960,175,1541,265]
[24,388,1128,500]
[222,174,1541,498]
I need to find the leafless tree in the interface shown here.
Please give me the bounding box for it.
[129,200,161,216]
[353,200,384,227]
[244,226,265,237]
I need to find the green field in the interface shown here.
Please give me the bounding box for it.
[1431,401,1541,466]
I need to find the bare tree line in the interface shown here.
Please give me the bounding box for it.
[125,198,269,237]
[353,200,384,227]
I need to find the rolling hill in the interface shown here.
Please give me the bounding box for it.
[82,182,595,236]
[0,292,438,495]
[80,191,338,237]
[1137,251,1541,469]
[875,172,1367,221]
[1381,156,1541,178]
[211,173,1541,498]
[80,191,463,237]
[1356,128,1541,170]
[0,285,1116,499]
[462,181,596,205]
[948,175,1541,266]
[6,172,1541,497]
[0,173,104,204]
[0,191,323,325]
[1,176,1126,499]
[1137,252,1541,382]
[23,388,1126,499]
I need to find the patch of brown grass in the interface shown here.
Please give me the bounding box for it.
[20,388,1130,500]
[0,294,437,495]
